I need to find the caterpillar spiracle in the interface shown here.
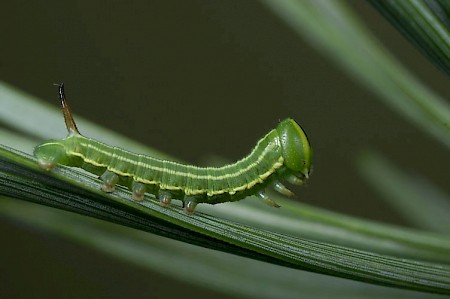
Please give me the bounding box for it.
[34,84,312,214]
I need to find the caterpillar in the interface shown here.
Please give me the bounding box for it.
[34,84,312,214]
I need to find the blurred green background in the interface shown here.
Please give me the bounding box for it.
[1,0,449,298]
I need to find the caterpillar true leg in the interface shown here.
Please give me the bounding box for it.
[272,181,294,197]
[256,191,280,208]
[286,174,304,186]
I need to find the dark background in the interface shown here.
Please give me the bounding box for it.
[1,1,448,298]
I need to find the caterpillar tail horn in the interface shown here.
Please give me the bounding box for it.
[55,82,81,135]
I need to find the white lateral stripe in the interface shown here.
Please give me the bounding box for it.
[71,135,279,181]
[66,133,284,195]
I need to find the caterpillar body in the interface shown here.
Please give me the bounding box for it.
[34,84,312,214]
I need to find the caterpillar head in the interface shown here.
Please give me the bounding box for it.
[276,118,312,181]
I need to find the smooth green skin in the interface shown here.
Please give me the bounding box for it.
[34,118,312,205]
[33,141,72,170]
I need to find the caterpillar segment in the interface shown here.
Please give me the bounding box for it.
[33,84,312,214]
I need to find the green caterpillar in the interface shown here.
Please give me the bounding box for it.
[34,84,312,214]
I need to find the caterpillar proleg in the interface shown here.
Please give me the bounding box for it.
[34,84,312,214]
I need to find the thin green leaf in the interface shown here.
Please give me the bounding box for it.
[261,0,450,147]
[203,198,450,263]
[0,127,37,154]
[368,0,450,75]
[0,199,444,299]
[1,81,450,263]
[357,151,450,233]
[0,146,449,294]
[2,126,450,264]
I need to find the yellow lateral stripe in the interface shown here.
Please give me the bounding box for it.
[68,148,283,195]
[78,130,272,172]
[192,158,283,196]
[71,135,279,181]
[67,133,283,195]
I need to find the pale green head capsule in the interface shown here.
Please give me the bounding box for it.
[276,118,312,180]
